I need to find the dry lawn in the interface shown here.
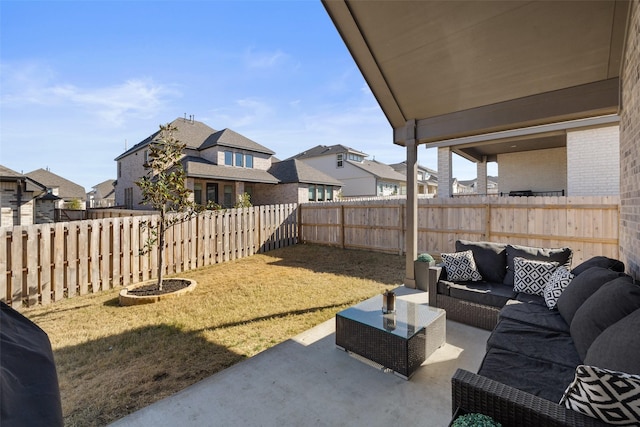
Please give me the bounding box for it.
[22,244,406,426]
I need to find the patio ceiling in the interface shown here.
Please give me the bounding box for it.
[322,0,630,161]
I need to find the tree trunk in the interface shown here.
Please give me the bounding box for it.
[157,207,165,291]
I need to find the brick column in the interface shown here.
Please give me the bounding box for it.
[437,147,453,198]
[476,158,488,195]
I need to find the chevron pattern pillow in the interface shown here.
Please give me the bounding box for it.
[561,365,640,425]
[441,250,482,282]
[544,266,574,309]
[513,257,559,296]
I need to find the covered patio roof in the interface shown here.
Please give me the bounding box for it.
[322,0,630,161]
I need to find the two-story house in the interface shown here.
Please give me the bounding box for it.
[0,165,46,227]
[290,145,406,198]
[390,161,438,197]
[115,117,342,208]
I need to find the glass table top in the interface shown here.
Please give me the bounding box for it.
[336,295,445,339]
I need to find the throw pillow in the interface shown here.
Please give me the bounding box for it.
[441,250,483,282]
[544,266,574,309]
[513,257,559,296]
[455,240,507,283]
[556,267,630,326]
[504,244,572,286]
[572,256,625,276]
[560,365,640,426]
[585,309,640,375]
[571,276,640,360]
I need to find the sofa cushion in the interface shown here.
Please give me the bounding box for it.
[487,318,581,368]
[585,309,640,375]
[441,250,483,281]
[571,276,640,360]
[504,244,572,286]
[513,257,559,296]
[443,280,516,308]
[500,300,570,333]
[479,347,576,403]
[561,365,640,426]
[455,240,507,284]
[556,267,629,326]
[514,292,547,306]
[571,256,625,276]
[544,266,574,309]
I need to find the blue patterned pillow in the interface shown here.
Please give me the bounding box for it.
[513,257,559,296]
[561,365,640,425]
[544,266,574,309]
[441,250,482,282]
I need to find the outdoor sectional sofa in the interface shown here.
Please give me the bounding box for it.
[428,240,640,426]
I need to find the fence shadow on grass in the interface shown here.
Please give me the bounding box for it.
[263,244,406,286]
[55,323,243,427]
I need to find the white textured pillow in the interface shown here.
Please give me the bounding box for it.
[544,266,574,309]
[513,257,559,296]
[441,250,482,282]
[560,365,640,426]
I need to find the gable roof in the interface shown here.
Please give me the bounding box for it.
[200,128,275,155]
[0,164,24,180]
[182,157,279,184]
[268,159,342,186]
[348,159,406,182]
[26,168,86,199]
[289,144,368,160]
[115,118,275,161]
[389,161,437,176]
[89,179,116,199]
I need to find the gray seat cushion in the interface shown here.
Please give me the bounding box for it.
[478,347,576,403]
[514,292,546,306]
[504,244,572,286]
[487,318,581,368]
[556,267,629,326]
[499,300,570,333]
[441,280,516,308]
[585,309,640,375]
[455,240,508,283]
[571,276,640,360]
[571,256,625,276]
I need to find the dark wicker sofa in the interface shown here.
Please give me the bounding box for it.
[436,243,640,426]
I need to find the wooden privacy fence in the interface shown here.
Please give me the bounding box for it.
[1,204,297,309]
[300,196,620,265]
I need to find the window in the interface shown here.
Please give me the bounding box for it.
[224,185,233,207]
[245,154,253,168]
[206,183,218,205]
[235,152,243,167]
[326,187,333,201]
[317,185,325,201]
[124,187,133,209]
[144,150,149,164]
[348,153,363,162]
[194,183,202,205]
[308,185,316,201]
[337,153,343,168]
[118,161,122,178]
[245,185,253,200]
[224,151,233,166]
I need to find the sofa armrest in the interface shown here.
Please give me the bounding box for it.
[452,369,608,427]
[428,266,442,307]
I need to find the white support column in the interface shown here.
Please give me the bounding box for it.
[405,120,418,288]
[437,147,453,198]
[477,157,488,195]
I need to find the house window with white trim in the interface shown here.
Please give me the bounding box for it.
[245,154,253,168]
[235,152,243,167]
[224,151,233,166]
[337,153,343,168]
[308,185,316,201]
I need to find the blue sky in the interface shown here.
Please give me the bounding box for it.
[0,0,486,191]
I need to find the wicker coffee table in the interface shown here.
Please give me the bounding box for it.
[335,295,446,379]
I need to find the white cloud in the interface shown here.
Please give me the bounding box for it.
[244,48,289,69]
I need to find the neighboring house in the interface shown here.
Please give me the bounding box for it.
[290,145,406,198]
[87,179,116,208]
[0,165,46,227]
[267,159,342,204]
[25,168,86,223]
[390,161,438,197]
[457,176,499,195]
[115,117,338,208]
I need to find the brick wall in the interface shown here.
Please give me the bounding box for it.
[619,1,640,279]
[567,125,620,196]
[498,147,567,194]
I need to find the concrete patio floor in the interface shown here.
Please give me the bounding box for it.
[110,287,490,427]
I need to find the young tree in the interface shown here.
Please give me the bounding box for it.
[136,123,192,290]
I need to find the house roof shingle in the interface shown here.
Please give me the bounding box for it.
[268,159,342,186]
[26,168,86,199]
[288,144,368,160]
[182,157,279,184]
[0,165,24,180]
[348,159,406,182]
[200,128,275,155]
[89,179,116,199]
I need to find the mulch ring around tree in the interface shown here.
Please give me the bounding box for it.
[126,279,192,296]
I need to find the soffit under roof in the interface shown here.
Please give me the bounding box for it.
[322,0,630,156]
